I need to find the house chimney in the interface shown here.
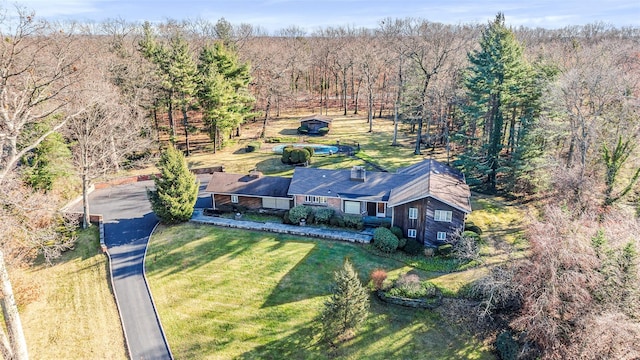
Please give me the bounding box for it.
[350,166,366,182]
[249,170,263,178]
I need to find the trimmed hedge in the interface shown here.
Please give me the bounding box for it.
[281,147,312,165]
[373,227,399,253]
[318,127,329,135]
[390,226,404,239]
[288,205,313,223]
[343,214,364,230]
[314,208,334,224]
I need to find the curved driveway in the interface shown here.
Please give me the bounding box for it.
[78,176,210,360]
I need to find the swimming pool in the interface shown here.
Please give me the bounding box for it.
[272,143,339,155]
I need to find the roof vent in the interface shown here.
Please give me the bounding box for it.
[350,166,366,182]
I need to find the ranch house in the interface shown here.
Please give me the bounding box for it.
[205,159,471,247]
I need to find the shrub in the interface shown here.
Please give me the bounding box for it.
[297,124,309,134]
[437,243,453,256]
[314,208,334,224]
[329,214,346,227]
[464,222,483,235]
[453,232,481,262]
[397,237,407,249]
[387,274,437,299]
[282,210,292,224]
[370,269,387,290]
[281,146,294,164]
[343,214,364,230]
[373,227,399,253]
[288,205,312,223]
[318,127,329,135]
[403,238,423,255]
[495,331,519,360]
[283,148,311,165]
[304,146,315,157]
[246,141,261,152]
[390,226,404,240]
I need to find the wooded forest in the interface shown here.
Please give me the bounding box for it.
[1,3,640,359]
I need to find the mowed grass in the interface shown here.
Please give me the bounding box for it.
[146,223,492,359]
[16,227,127,359]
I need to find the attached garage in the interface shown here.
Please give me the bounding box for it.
[262,197,291,210]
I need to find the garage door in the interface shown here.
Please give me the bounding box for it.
[344,200,361,214]
[262,197,291,210]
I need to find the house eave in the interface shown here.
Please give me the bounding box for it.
[388,194,471,214]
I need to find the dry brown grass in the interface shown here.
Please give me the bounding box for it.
[119,109,439,178]
[17,227,127,359]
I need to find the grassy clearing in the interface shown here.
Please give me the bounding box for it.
[16,227,127,359]
[114,110,433,179]
[146,223,492,359]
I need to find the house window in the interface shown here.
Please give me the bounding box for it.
[231,195,239,203]
[434,210,452,222]
[408,207,418,220]
[407,229,417,238]
[304,195,327,204]
[437,232,447,241]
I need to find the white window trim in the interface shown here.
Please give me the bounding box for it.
[407,229,417,238]
[434,210,452,222]
[408,207,418,220]
[231,195,239,203]
[437,232,447,241]
[304,195,327,204]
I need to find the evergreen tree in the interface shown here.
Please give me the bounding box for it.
[140,24,198,153]
[147,145,199,224]
[320,259,369,343]
[197,43,254,152]
[21,130,72,192]
[455,13,543,193]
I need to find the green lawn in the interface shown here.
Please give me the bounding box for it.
[17,227,127,359]
[146,223,493,359]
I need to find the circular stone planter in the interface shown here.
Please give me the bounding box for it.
[375,290,443,309]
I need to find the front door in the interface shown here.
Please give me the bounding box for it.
[376,202,386,217]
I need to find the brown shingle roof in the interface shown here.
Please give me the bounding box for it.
[205,172,292,198]
[389,159,471,213]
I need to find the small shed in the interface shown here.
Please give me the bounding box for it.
[300,114,332,134]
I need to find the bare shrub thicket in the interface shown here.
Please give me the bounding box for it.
[475,205,640,359]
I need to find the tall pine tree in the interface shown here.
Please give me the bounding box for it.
[320,259,369,343]
[197,43,254,152]
[455,13,544,193]
[147,145,199,224]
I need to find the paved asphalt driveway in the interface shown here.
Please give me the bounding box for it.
[76,175,210,360]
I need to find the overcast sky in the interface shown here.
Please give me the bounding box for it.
[11,0,640,32]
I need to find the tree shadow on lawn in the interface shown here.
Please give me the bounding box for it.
[243,298,490,360]
[146,225,264,277]
[262,240,407,308]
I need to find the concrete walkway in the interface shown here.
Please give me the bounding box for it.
[190,209,372,243]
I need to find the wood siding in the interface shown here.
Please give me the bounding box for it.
[392,197,466,246]
[214,194,262,209]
